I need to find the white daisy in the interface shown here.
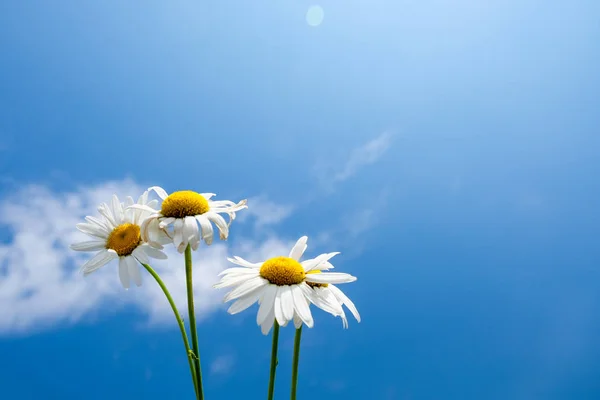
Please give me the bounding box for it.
[214,236,357,335]
[70,191,168,289]
[129,186,247,253]
[302,260,361,329]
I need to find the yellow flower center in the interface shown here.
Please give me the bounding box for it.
[160,191,210,218]
[259,256,306,286]
[106,223,141,257]
[306,270,328,288]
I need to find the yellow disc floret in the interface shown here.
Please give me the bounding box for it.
[106,223,141,256]
[161,190,210,218]
[306,269,328,288]
[260,256,306,286]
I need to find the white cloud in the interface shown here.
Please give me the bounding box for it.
[333,131,394,182]
[0,180,291,336]
[238,195,294,228]
[209,354,235,376]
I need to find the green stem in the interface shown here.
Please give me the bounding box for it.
[141,262,199,399]
[184,244,204,400]
[290,326,303,400]
[267,320,280,400]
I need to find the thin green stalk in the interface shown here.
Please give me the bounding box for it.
[267,320,280,400]
[290,326,303,400]
[141,262,199,399]
[185,244,204,400]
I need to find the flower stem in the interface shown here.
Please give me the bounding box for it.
[290,326,303,400]
[267,320,280,400]
[141,262,199,399]
[185,244,204,400]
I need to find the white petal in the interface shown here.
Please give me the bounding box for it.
[159,217,176,228]
[140,245,168,260]
[280,286,294,321]
[148,186,169,200]
[195,215,214,245]
[205,212,229,240]
[289,236,308,260]
[70,240,106,252]
[218,267,257,277]
[305,272,356,284]
[329,285,361,323]
[302,252,340,272]
[214,272,258,289]
[227,290,262,315]
[132,246,149,264]
[85,215,111,232]
[127,204,157,214]
[293,314,303,329]
[118,257,131,289]
[300,284,342,316]
[110,195,123,225]
[257,284,278,325]
[76,223,109,239]
[226,257,262,269]
[98,203,118,228]
[224,276,267,303]
[183,216,198,242]
[173,219,184,252]
[260,307,275,335]
[200,193,216,200]
[81,249,118,275]
[273,287,287,326]
[291,285,313,328]
[127,256,142,287]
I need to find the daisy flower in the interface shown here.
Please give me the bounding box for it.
[70,191,168,289]
[302,259,361,329]
[129,186,247,253]
[214,236,357,335]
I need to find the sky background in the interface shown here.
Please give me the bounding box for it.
[1,1,599,399]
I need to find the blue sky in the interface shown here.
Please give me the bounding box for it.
[1,1,600,399]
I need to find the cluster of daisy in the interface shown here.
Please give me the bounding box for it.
[71,186,360,399]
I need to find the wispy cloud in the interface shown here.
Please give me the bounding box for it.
[210,354,235,376]
[0,180,292,335]
[333,131,394,183]
[238,195,294,228]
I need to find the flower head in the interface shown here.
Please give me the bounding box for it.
[129,186,247,253]
[303,261,361,329]
[70,191,168,289]
[214,236,357,335]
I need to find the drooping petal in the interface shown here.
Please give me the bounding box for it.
[291,285,313,328]
[126,256,142,287]
[173,218,184,252]
[260,306,276,335]
[280,286,294,321]
[132,246,149,265]
[273,287,287,326]
[329,284,361,323]
[118,257,131,289]
[257,284,278,325]
[195,215,214,245]
[205,212,229,240]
